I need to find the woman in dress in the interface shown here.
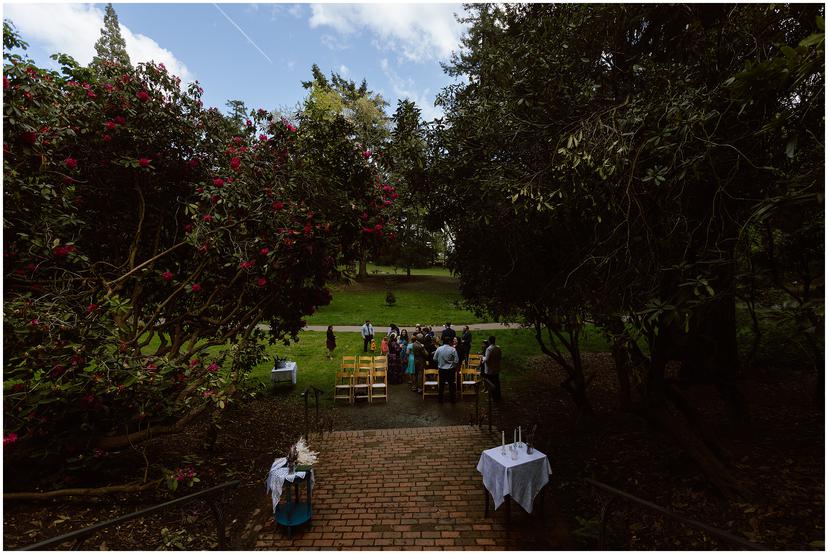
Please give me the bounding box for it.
[387,333,403,384]
[405,340,416,390]
[325,325,336,360]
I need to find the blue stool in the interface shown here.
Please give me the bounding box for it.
[274,469,313,539]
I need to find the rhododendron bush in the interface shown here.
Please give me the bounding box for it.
[3,23,389,468]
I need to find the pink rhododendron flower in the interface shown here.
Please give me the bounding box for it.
[257,277,267,288]
[162,271,174,281]
[272,201,284,210]
[105,121,117,130]
[207,362,219,373]
[201,214,213,222]
[259,247,270,256]
[191,283,202,293]
[114,116,126,125]
[239,260,255,270]
[136,90,150,102]
[362,150,372,159]
[138,158,151,167]
[213,178,224,187]
[102,134,112,142]
[3,433,18,446]
[230,157,241,170]
[64,157,78,170]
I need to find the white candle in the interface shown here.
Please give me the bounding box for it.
[513,429,516,445]
[501,431,505,448]
[519,426,522,443]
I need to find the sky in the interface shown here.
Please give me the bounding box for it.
[2,2,470,121]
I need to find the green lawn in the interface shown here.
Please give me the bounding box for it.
[364,263,454,277]
[306,269,485,326]
[250,327,613,404]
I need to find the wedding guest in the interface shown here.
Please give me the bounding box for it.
[405,339,416,390]
[361,319,374,353]
[380,335,389,355]
[433,337,459,403]
[387,333,404,384]
[483,335,503,401]
[326,325,336,360]
[459,325,472,368]
[412,334,428,393]
[441,322,456,347]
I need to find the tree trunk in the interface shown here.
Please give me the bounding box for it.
[357,247,368,280]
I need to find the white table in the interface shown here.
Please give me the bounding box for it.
[476,444,551,516]
[270,361,298,385]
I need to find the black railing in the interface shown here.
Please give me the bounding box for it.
[301,386,324,440]
[473,377,495,431]
[585,478,766,550]
[17,480,240,551]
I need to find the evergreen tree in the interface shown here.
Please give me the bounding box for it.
[93,3,131,67]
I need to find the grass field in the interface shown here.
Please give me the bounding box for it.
[306,265,485,326]
[250,326,613,404]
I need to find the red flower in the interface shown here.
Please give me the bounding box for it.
[259,247,270,256]
[230,157,241,170]
[374,223,383,231]
[259,134,268,141]
[213,178,224,187]
[105,120,117,130]
[196,186,204,193]
[162,271,174,281]
[86,303,98,313]
[184,224,193,233]
[191,283,202,293]
[3,433,18,446]
[102,134,112,142]
[114,115,126,125]
[239,260,255,270]
[22,131,37,144]
[227,177,235,183]
[188,159,199,169]
[53,245,73,257]
[202,214,213,222]
[146,362,158,373]
[86,90,96,99]
[136,90,150,102]
[257,277,267,288]
[121,74,130,83]
[362,150,372,159]
[272,201,284,210]
[391,193,399,199]
[246,119,253,127]
[211,194,220,204]
[104,83,114,92]
[138,158,151,167]
[207,362,219,373]
[362,227,374,234]
[64,157,78,170]
[383,200,392,206]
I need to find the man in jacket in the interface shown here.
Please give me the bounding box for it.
[361,320,374,353]
[482,335,503,401]
[459,325,472,368]
[433,338,459,403]
[440,322,456,348]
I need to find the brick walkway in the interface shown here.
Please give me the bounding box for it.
[253,425,570,550]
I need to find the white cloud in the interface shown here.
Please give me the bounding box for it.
[320,34,350,51]
[379,58,443,122]
[309,4,465,62]
[4,4,194,83]
[338,64,349,76]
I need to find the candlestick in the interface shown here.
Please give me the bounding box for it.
[519,426,522,443]
[502,431,505,448]
[513,429,516,445]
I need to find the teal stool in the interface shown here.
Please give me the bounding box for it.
[274,469,313,539]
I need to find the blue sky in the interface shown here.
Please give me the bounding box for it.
[3,3,469,121]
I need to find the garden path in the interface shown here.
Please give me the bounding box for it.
[250,425,571,550]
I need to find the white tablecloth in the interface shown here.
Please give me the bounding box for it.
[476,445,551,513]
[271,361,297,384]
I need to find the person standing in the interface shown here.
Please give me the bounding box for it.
[361,319,374,353]
[441,322,456,348]
[326,325,336,360]
[387,333,403,384]
[405,339,416,390]
[483,335,503,401]
[480,340,489,375]
[459,325,472,368]
[433,338,459,403]
[412,334,428,393]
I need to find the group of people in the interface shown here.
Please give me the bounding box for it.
[358,320,502,402]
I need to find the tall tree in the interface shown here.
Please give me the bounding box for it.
[433,3,823,497]
[92,3,131,67]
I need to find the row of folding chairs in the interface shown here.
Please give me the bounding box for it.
[334,355,388,404]
[423,353,484,400]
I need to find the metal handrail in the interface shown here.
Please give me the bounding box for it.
[301,386,324,440]
[17,480,240,551]
[585,478,766,550]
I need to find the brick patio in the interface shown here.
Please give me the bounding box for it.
[253,425,571,550]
